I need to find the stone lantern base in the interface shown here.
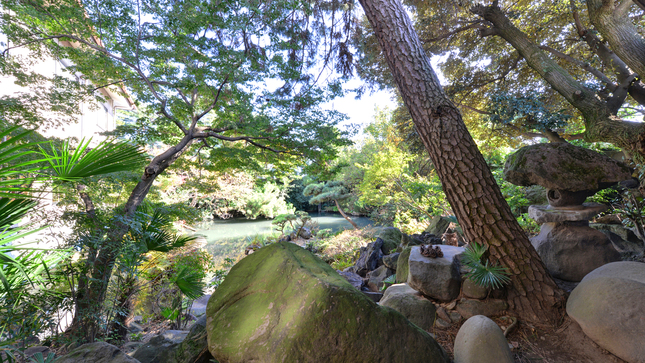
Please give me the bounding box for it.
[528,204,621,282]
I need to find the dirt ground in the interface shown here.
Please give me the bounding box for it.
[431,315,626,363]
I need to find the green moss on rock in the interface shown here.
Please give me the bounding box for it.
[396,247,412,284]
[503,143,632,191]
[378,227,402,254]
[206,242,448,363]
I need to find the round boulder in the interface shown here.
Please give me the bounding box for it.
[567,261,645,363]
[531,221,620,281]
[379,283,436,331]
[503,143,632,192]
[206,242,449,363]
[453,315,513,363]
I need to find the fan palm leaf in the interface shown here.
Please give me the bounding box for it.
[0,198,37,230]
[39,137,146,181]
[0,126,47,198]
[172,265,205,300]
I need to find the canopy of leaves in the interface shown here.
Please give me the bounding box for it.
[2,0,356,174]
[352,0,645,149]
[303,180,352,205]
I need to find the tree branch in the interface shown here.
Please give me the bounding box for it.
[538,45,615,87]
[422,22,484,42]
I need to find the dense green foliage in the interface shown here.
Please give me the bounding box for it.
[353,0,645,156]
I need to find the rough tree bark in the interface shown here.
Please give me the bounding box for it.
[358,0,565,324]
[587,0,645,80]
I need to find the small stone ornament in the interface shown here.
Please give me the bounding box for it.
[420,244,443,258]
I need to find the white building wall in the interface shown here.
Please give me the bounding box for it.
[0,43,133,142]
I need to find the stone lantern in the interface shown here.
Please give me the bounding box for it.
[503,143,632,282]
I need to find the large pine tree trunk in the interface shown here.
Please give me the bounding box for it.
[358,0,565,324]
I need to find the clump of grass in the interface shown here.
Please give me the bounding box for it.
[317,227,378,270]
[319,228,371,257]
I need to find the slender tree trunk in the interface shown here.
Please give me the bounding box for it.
[334,199,359,229]
[358,0,565,324]
[107,275,137,343]
[68,136,196,342]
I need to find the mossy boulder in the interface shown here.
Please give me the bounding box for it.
[57,342,140,363]
[172,316,213,363]
[503,143,632,191]
[380,283,436,331]
[206,242,449,363]
[425,216,451,236]
[395,247,412,283]
[377,227,401,254]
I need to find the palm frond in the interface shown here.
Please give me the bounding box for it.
[462,241,511,290]
[172,265,205,300]
[462,241,487,265]
[0,126,47,198]
[39,138,146,181]
[0,198,37,230]
[465,262,512,290]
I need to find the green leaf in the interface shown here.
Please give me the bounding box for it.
[462,242,511,289]
[39,138,146,182]
[0,198,37,230]
[172,265,205,300]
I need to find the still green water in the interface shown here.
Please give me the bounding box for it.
[194,213,374,265]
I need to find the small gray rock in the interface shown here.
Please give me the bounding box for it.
[401,233,424,248]
[456,298,508,319]
[355,238,384,276]
[462,278,489,300]
[379,284,436,331]
[338,270,364,290]
[366,265,393,292]
[425,216,452,236]
[362,291,383,302]
[436,306,450,323]
[454,315,513,363]
[382,253,400,270]
[434,318,451,329]
[591,223,645,254]
[128,322,144,333]
[449,311,462,323]
[162,330,189,344]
